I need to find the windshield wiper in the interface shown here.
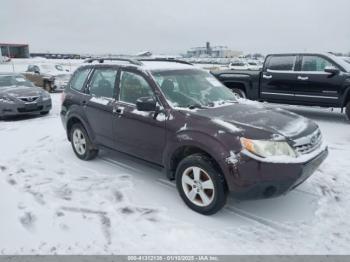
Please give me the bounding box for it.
[187,104,203,109]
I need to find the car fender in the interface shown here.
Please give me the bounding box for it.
[163,130,238,185]
[65,106,97,144]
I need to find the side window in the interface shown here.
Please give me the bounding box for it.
[70,68,90,92]
[301,56,334,72]
[89,68,117,98]
[119,71,154,104]
[267,56,296,71]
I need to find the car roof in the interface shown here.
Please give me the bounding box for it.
[83,59,196,72]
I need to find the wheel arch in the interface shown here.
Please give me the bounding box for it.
[66,114,96,144]
[222,81,248,95]
[165,143,228,186]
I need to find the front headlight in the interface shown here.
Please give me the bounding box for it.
[0,96,14,104]
[241,137,297,158]
[42,92,51,101]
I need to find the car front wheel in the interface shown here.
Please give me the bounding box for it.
[176,154,228,215]
[231,88,246,99]
[70,123,98,160]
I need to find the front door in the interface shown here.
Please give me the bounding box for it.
[113,69,166,165]
[260,55,298,102]
[293,55,343,106]
[84,67,118,147]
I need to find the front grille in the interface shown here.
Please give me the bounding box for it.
[293,129,322,155]
[18,96,39,103]
[18,106,43,113]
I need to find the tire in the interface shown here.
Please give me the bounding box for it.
[40,111,50,116]
[346,101,350,121]
[44,81,53,93]
[231,88,246,99]
[70,123,98,160]
[175,153,228,215]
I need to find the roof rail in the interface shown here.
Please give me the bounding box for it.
[139,58,193,65]
[83,57,193,67]
[84,57,143,66]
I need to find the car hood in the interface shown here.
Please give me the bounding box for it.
[189,101,318,140]
[0,85,45,98]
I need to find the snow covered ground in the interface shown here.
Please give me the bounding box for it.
[1,94,350,255]
[1,59,350,255]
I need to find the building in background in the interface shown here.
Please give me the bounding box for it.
[0,43,30,58]
[186,42,242,58]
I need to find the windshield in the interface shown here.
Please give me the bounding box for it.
[152,69,237,108]
[0,75,34,88]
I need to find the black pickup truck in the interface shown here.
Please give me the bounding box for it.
[212,53,350,120]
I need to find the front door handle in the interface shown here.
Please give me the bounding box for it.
[297,76,309,81]
[263,74,272,79]
[113,106,124,115]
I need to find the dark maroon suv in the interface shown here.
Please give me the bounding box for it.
[61,58,328,215]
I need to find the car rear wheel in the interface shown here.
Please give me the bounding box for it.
[40,111,49,116]
[346,101,350,121]
[231,88,246,99]
[70,123,98,160]
[175,153,227,215]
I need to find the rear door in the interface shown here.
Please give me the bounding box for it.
[293,54,343,106]
[112,69,166,164]
[260,55,298,102]
[84,67,118,147]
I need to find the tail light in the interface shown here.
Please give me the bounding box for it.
[61,91,66,104]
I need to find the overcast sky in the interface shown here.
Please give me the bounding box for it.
[1,0,350,55]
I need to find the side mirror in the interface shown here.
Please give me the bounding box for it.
[136,96,157,112]
[324,66,340,75]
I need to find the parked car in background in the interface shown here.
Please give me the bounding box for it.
[247,60,263,70]
[0,73,52,118]
[0,56,11,63]
[23,64,72,92]
[228,61,250,70]
[212,53,350,120]
[61,58,327,215]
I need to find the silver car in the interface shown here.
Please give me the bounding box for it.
[0,73,52,119]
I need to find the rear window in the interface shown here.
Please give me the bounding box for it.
[267,56,296,71]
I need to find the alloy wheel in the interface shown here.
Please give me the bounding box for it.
[181,166,215,207]
[72,129,86,155]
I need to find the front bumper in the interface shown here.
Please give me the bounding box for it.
[0,99,52,117]
[225,146,328,200]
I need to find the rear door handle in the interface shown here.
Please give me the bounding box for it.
[263,74,272,79]
[297,76,309,81]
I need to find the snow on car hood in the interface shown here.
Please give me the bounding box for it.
[0,85,45,98]
[191,102,318,140]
